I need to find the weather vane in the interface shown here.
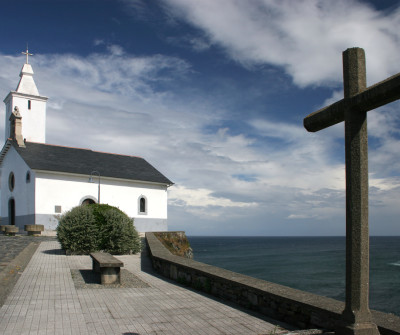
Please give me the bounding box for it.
[21,44,33,64]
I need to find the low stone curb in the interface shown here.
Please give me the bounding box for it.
[70,268,150,289]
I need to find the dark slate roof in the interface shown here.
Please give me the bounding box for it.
[13,141,173,185]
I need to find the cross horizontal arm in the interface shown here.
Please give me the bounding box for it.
[304,72,400,132]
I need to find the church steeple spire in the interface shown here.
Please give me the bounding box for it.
[3,47,48,143]
[16,46,39,96]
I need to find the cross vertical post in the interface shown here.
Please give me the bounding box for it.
[336,48,379,335]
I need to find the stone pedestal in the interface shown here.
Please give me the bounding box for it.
[5,225,19,236]
[336,321,379,335]
[99,267,121,285]
[24,224,44,236]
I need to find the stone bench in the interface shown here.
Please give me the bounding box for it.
[90,252,124,285]
[24,224,44,236]
[4,225,19,236]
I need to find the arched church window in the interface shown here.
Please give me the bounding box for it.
[28,100,31,110]
[82,198,96,205]
[26,171,31,183]
[139,196,147,214]
[9,172,15,191]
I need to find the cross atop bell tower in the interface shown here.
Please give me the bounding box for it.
[22,45,33,64]
[16,46,39,96]
[3,47,48,143]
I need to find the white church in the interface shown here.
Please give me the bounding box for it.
[0,50,173,234]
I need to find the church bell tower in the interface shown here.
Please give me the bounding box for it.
[3,48,48,143]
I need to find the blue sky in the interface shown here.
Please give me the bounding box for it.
[1,0,400,236]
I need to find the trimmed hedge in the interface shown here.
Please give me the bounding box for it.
[57,204,141,255]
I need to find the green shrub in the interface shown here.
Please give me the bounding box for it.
[93,204,141,254]
[57,204,141,255]
[56,205,98,254]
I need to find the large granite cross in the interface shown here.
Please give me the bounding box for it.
[304,48,400,335]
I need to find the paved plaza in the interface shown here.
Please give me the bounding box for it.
[0,238,290,335]
[0,236,53,273]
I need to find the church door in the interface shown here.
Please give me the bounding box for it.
[8,198,15,225]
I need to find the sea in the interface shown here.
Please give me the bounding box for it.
[188,236,400,316]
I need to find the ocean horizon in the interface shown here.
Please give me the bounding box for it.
[188,235,400,316]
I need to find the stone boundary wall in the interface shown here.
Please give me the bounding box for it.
[146,232,400,335]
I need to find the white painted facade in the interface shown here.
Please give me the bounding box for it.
[34,171,168,231]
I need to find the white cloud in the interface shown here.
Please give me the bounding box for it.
[287,214,317,220]
[0,26,399,235]
[248,119,306,142]
[166,35,212,52]
[107,45,125,56]
[169,185,258,217]
[161,0,400,87]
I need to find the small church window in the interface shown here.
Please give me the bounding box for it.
[26,171,31,183]
[9,172,15,191]
[55,205,62,213]
[28,100,31,110]
[139,196,147,214]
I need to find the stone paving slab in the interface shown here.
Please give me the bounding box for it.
[0,235,56,308]
[0,240,291,335]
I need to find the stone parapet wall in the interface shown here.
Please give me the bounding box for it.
[145,232,400,335]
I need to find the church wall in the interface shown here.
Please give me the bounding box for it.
[34,171,168,232]
[6,95,46,143]
[134,218,167,232]
[99,177,168,219]
[0,147,35,228]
